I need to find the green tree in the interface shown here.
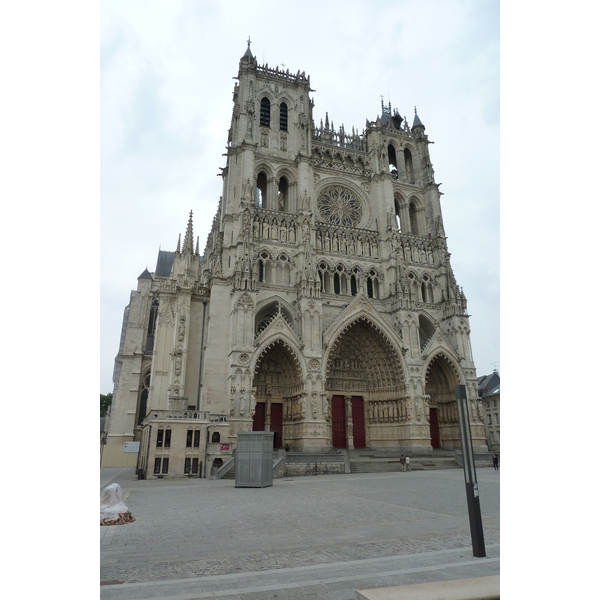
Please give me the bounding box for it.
[101,393,113,417]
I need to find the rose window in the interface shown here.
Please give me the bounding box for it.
[317,187,363,227]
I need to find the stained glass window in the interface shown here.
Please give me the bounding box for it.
[317,187,363,227]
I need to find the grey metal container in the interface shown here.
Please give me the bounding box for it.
[235,432,274,488]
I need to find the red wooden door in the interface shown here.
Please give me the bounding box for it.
[332,395,346,448]
[270,403,283,448]
[252,402,265,431]
[351,396,365,448]
[429,407,440,449]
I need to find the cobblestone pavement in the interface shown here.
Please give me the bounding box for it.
[100,468,500,599]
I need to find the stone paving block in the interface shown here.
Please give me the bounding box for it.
[101,470,499,599]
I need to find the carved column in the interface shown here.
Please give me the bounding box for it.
[345,394,354,450]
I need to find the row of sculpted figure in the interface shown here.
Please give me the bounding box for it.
[316,227,379,258]
[368,399,412,424]
[253,215,298,244]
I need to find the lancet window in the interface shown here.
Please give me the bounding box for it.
[394,197,402,232]
[137,369,151,426]
[278,176,288,211]
[279,102,288,131]
[260,97,271,127]
[409,202,419,235]
[317,262,378,298]
[145,298,159,353]
[367,269,380,299]
[421,274,434,303]
[404,148,414,184]
[388,144,398,179]
[256,172,267,208]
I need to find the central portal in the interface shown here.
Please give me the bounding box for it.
[325,315,406,450]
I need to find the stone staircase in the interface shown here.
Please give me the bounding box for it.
[220,449,495,479]
[348,449,462,474]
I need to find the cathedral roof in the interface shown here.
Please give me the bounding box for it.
[138,267,152,280]
[155,250,175,277]
[412,111,424,129]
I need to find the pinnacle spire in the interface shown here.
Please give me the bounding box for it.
[242,36,253,60]
[412,107,424,129]
[182,210,194,255]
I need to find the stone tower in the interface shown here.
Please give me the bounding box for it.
[102,43,486,474]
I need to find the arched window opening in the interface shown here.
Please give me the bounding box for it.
[260,97,271,127]
[341,274,348,295]
[137,370,151,426]
[388,144,398,179]
[421,282,427,302]
[367,278,374,298]
[409,202,419,235]
[404,148,414,183]
[259,251,269,283]
[145,298,159,353]
[418,314,436,349]
[256,172,267,208]
[255,301,294,337]
[351,274,357,296]
[394,198,402,232]
[278,176,288,211]
[334,272,341,294]
[279,102,288,131]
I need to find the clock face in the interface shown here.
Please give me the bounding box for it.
[317,186,363,227]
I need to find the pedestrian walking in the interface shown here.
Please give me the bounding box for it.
[493,453,499,470]
[405,455,410,471]
[400,454,406,472]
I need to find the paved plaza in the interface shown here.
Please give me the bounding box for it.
[100,467,500,599]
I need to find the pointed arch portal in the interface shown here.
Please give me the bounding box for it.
[252,339,303,448]
[424,354,461,449]
[325,316,405,449]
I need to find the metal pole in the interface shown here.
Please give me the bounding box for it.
[455,384,486,558]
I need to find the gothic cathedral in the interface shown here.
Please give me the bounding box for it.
[102,44,487,477]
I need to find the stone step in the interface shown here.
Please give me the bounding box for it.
[349,457,461,474]
[221,450,494,479]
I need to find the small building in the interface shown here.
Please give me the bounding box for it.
[478,371,500,452]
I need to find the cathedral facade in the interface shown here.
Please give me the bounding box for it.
[102,45,487,477]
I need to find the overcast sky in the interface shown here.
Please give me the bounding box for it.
[100,0,500,394]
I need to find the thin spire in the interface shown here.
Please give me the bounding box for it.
[412,107,424,129]
[243,36,253,59]
[182,210,194,255]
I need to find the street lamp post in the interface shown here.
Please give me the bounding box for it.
[455,384,486,558]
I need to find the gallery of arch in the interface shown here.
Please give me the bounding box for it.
[102,45,488,477]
